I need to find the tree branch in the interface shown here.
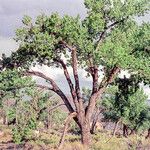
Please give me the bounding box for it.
[53,58,79,111]
[96,18,127,51]
[86,66,120,119]
[99,66,120,89]
[71,48,84,111]
[35,81,81,128]
[91,66,99,94]
[25,70,74,113]
[36,103,65,120]
[36,84,54,91]
[59,41,84,112]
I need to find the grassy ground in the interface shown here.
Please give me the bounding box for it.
[0,125,150,150]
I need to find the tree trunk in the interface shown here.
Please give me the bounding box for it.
[123,124,128,137]
[146,128,150,139]
[113,120,120,136]
[81,120,91,146]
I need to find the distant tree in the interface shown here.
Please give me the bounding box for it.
[10,88,66,144]
[0,69,66,143]
[2,0,150,145]
[102,75,150,136]
[0,69,34,125]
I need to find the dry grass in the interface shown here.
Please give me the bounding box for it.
[0,125,12,143]
[0,125,150,150]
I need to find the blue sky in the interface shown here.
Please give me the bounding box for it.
[0,0,150,98]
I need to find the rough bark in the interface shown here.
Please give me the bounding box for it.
[81,119,91,146]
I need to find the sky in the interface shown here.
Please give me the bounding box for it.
[0,0,150,98]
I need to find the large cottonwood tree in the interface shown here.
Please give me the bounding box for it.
[4,0,150,146]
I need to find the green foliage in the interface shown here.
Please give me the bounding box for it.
[6,0,149,79]
[51,109,67,127]
[12,128,23,144]
[0,69,34,100]
[11,99,37,143]
[0,69,68,143]
[102,76,150,132]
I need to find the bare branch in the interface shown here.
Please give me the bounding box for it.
[37,103,65,120]
[48,103,65,112]
[60,41,73,51]
[24,70,74,113]
[91,66,99,94]
[99,66,120,89]
[59,41,84,111]
[53,58,79,111]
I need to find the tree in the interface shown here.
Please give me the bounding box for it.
[0,69,34,125]
[3,0,150,146]
[0,69,66,143]
[102,76,150,136]
[10,88,66,144]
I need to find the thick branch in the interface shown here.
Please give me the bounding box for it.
[53,58,75,94]
[91,66,99,94]
[53,58,79,111]
[99,66,120,89]
[35,82,81,128]
[72,48,84,112]
[60,41,73,51]
[25,70,74,113]
[59,41,82,101]
[86,66,120,119]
